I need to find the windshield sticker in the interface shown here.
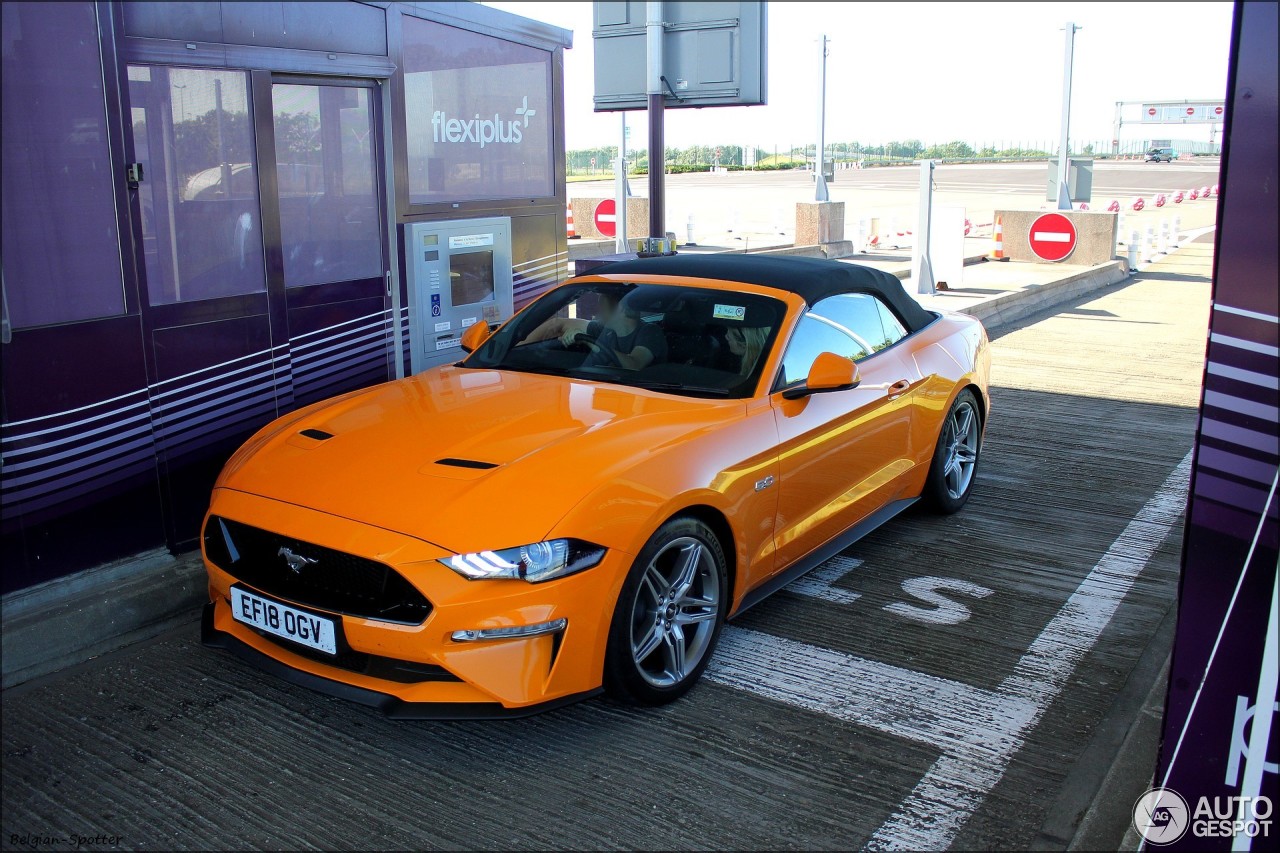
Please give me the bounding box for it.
[713,304,746,321]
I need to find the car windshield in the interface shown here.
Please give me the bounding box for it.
[462,282,788,398]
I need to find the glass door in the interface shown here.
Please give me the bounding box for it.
[266,77,392,408]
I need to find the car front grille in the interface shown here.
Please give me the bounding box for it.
[203,515,432,625]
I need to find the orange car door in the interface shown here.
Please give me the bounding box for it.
[769,297,921,573]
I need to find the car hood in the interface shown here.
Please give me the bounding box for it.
[218,366,740,552]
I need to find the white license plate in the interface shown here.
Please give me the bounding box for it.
[231,587,337,655]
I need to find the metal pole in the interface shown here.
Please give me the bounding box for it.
[646,1,664,239]
[815,34,830,202]
[1056,22,1080,210]
[616,113,629,253]
[1112,101,1122,155]
[912,159,936,295]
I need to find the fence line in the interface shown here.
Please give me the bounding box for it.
[566,138,1222,176]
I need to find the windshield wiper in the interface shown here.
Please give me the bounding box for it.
[628,381,731,397]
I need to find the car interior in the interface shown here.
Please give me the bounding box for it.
[492,284,783,397]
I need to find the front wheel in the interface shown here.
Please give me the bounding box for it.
[922,389,982,514]
[603,517,728,705]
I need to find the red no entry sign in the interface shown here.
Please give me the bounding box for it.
[1214,105,1224,115]
[594,198,617,238]
[1028,213,1078,262]
[1186,106,1196,116]
[1148,107,1157,116]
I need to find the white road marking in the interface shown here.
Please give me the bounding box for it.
[706,450,1193,851]
[883,577,995,625]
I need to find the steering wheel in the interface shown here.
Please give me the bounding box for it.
[571,332,622,368]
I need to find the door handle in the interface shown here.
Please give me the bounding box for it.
[886,379,912,399]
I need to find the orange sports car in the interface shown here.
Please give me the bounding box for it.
[201,254,990,718]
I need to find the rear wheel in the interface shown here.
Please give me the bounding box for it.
[922,389,982,514]
[603,517,728,705]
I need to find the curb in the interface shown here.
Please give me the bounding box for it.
[2,549,207,690]
[960,260,1130,329]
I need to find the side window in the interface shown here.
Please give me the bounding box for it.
[811,293,907,357]
[127,65,265,305]
[777,314,864,388]
[876,299,908,348]
[2,2,126,328]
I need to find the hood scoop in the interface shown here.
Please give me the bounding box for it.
[420,456,501,481]
[285,427,336,449]
[434,457,499,470]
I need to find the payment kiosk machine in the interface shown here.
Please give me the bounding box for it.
[405,217,514,374]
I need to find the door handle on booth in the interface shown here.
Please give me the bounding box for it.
[887,379,912,399]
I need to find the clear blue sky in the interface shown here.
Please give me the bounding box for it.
[482,1,1234,151]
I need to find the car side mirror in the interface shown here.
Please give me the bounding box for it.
[459,322,491,354]
[782,352,861,400]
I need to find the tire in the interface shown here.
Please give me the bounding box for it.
[922,389,982,514]
[603,517,728,705]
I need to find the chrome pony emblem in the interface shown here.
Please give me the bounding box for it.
[278,546,318,574]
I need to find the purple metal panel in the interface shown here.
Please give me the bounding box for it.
[1153,3,1279,849]
[286,296,393,408]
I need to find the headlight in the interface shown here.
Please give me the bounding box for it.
[439,538,606,583]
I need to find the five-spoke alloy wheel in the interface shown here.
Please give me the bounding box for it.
[924,389,983,514]
[604,518,728,704]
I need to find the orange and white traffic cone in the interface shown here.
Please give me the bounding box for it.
[566,204,579,240]
[989,214,1007,261]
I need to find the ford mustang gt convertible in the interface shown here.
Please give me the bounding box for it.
[202,254,990,718]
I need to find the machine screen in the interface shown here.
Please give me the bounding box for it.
[450,250,496,306]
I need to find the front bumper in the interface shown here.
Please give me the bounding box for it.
[201,488,629,717]
[201,604,601,719]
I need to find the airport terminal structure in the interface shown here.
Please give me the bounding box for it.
[1,1,573,593]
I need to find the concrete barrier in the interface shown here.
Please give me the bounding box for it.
[569,197,649,241]
[993,210,1118,265]
[795,201,845,247]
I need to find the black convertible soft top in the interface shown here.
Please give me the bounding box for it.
[593,254,936,332]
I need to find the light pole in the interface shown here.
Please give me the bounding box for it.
[815,34,830,202]
[1055,22,1081,211]
[174,83,187,122]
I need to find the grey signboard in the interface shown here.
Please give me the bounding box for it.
[592,1,767,111]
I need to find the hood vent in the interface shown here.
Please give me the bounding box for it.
[435,457,498,470]
[299,428,334,440]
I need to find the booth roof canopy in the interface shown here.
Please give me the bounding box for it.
[398,1,573,52]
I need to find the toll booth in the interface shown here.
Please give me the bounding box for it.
[0,1,571,598]
[405,218,515,372]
